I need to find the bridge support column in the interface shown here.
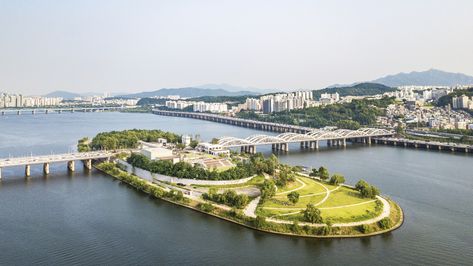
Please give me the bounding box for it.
[0,167,2,179]
[43,163,50,175]
[25,165,31,177]
[249,146,256,154]
[404,142,407,147]
[282,143,289,152]
[367,137,371,145]
[83,159,92,170]
[327,140,331,147]
[342,139,346,147]
[68,161,75,172]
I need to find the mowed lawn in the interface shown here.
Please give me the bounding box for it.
[258,176,381,223]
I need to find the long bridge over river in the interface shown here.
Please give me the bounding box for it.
[1,106,127,116]
[0,151,118,179]
[217,128,394,153]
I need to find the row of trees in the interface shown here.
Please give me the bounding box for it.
[127,153,260,180]
[86,129,181,151]
[202,188,249,209]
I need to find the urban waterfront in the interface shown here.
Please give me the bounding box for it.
[0,112,472,265]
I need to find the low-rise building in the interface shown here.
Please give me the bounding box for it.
[196,143,230,156]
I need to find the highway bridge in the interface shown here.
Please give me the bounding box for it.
[217,128,394,153]
[373,137,472,153]
[153,109,316,134]
[0,151,119,179]
[0,106,127,116]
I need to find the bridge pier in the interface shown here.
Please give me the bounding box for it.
[43,163,50,175]
[0,167,2,179]
[83,159,92,170]
[341,138,346,147]
[25,165,31,177]
[67,161,75,172]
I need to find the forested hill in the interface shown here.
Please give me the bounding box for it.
[313,83,395,99]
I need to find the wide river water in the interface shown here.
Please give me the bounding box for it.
[0,112,472,265]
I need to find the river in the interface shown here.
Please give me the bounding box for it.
[0,112,472,265]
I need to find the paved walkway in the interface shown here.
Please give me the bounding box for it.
[243,196,260,218]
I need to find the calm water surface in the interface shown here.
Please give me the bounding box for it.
[0,112,472,265]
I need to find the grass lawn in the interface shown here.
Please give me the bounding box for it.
[258,177,382,224]
[316,186,369,208]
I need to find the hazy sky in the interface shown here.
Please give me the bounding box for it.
[1,0,472,95]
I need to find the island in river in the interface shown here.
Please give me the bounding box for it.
[84,129,403,238]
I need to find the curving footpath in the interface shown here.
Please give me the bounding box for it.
[266,195,391,227]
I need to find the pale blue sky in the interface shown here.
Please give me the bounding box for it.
[1,0,472,94]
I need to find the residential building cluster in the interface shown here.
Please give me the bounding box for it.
[0,93,62,108]
[239,91,316,114]
[0,92,138,108]
[383,104,473,130]
[165,100,228,113]
[452,95,473,110]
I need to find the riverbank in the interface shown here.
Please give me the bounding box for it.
[95,161,403,239]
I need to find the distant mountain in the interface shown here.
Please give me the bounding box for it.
[372,69,473,87]
[44,90,81,99]
[119,87,260,98]
[313,83,395,99]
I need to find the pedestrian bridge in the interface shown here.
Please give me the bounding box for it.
[0,151,119,179]
[218,128,394,153]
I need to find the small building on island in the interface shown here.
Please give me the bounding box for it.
[196,143,230,156]
[140,146,180,164]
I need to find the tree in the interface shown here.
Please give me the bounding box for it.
[189,140,199,149]
[355,179,380,199]
[318,166,329,180]
[303,203,323,223]
[260,180,276,202]
[329,174,345,185]
[309,168,319,177]
[211,138,219,144]
[287,191,300,204]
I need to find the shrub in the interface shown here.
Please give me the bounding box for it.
[357,224,370,234]
[378,217,392,229]
[199,202,215,213]
[303,204,323,223]
[254,216,267,229]
[287,191,300,204]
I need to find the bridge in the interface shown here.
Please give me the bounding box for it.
[217,128,394,153]
[153,109,315,134]
[0,151,119,179]
[373,137,472,153]
[0,106,127,116]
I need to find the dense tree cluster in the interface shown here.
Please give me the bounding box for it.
[203,188,249,209]
[87,129,181,150]
[237,97,396,129]
[274,165,296,187]
[77,137,91,152]
[126,153,275,181]
[355,180,380,199]
[260,179,277,202]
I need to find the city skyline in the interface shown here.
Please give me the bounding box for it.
[1,0,473,94]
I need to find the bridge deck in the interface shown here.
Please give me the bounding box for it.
[0,151,116,168]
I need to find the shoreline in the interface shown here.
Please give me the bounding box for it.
[95,164,404,239]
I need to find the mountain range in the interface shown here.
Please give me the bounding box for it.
[42,69,473,99]
[372,69,473,87]
[118,87,259,98]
